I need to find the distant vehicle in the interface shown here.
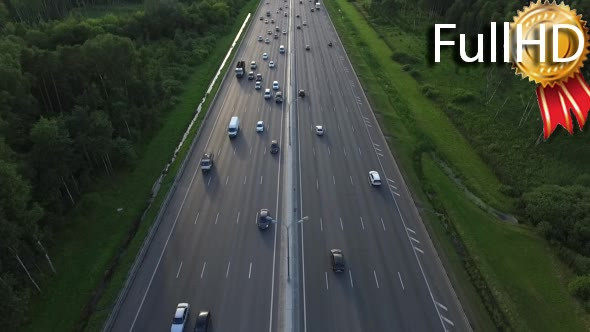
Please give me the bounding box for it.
[315,125,324,135]
[303,21,307,26]
[265,38,270,44]
[299,89,305,97]
[282,29,287,35]
[272,81,280,90]
[315,2,320,9]
[264,89,272,99]
[194,311,211,332]
[235,60,245,78]
[368,171,381,186]
[248,71,255,80]
[263,52,268,60]
[328,41,333,47]
[275,91,283,104]
[200,153,214,172]
[330,249,344,272]
[255,81,262,89]
[275,26,280,31]
[258,209,272,229]
[300,0,302,3]
[260,16,264,20]
[296,14,300,18]
[258,35,263,41]
[305,45,310,50]
[267,29,272,35]
[311,8,315,12]
[266,11,271,17]
[250,61,257,69]
[171,303,190,332]
[256,121,264,132]
[228,116,240,138]
[256,73,263,81]
[279,45,285,53]
[271,19,275,23]
[274,33,278,39]
[284,12,288,17]
[297,25,301,29]
[270,140,280,154]
[269,61,275,68]
[265,19,269,24]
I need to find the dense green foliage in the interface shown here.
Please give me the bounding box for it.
[365,0,590,313]
[0,0,246,329]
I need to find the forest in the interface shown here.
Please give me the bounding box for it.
[367,0,590,310]
[0,0,247,328]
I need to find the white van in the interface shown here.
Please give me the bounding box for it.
[315,2,320,9]
[279,45,285,54]
[228,116,240,138]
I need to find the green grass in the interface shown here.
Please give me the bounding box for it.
[422,155,588,331]
[325,0,511,212]
[23,1,258,331]
[324,0,589,330]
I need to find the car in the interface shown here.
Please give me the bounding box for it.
[285,4,289,7]
[297,25,301,29]
[315,125,324,135]
[265,19,269,24]
[272,81,279,90]
[270,140,279,154]
[311,8,315,12]
[296,14,300,18]
[271,19,275,23]
[275,26,280,31]
[263,52,268,60]
[300,0,302,3]
[269,61,275,68]
[275,91,283,103]
[284,12,288,17]
[368,171,381,186]
[282,29,287,35]
[260,16,264,20]
[248,71,254,80]
[279,6,282,10]
[274,33,278,39]
[256,121,264,132]
[330,249,345,272]
[279,45,285,53]
[258,209,272,229]
[256,73,262,81]
[194,311,211,332]
[303,21,307,26]
[265,38,270,44]
[255,81,262,89]
[171,303,190,332]
[258,35,263,41]
[200,153,214,172]
[250,61,257,69]
[264,89,272,99]
[305,45,310,50]
[328,41,333,47]
[267,29,272,35]
[298,89,305,97]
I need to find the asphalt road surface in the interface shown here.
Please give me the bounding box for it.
[108,0,470,331]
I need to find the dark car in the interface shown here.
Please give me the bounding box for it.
[305,45,310,50]
[297,25,301,29]
[256,73,263,81]
[328,41,333,47]
[248,71,255,80]
[194,311,211,332]
[270,140,279,154]
[298,89,305,97]
[275,91,283,103]
[330,249,344,272]
[258,209,272,229]
[311,8,315,12]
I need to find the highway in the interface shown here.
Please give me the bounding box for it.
[107,0,471,331]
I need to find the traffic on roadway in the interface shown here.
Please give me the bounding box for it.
[106,0,471,331]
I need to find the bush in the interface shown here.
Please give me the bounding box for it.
[421,84,439,101]
[401,64,411,71]
[391,51,418,64]
[452,88,476,103]
[569,276,590,302]
[409,68,422,81]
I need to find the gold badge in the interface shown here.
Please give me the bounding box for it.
[510,1,589,87]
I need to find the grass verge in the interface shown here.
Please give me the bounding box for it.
[23,1,258,331]
[324,0,589,330]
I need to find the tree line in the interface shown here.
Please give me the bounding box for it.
[0,0,244,328]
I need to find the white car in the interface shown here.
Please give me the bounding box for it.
[171,303,190,332]
[315,125,324,136]
[368,171,381,186]
[282,29,287,35]
[303,21,307,26]
[279,45,285,53]
[256,121,264,132]
[272,81,280,90]
[265,38,270,44]
[263,53,268,60]
[264,89,272,99]
[265,19,269,24]
[255,81,262,89]
[269,61,275,68]
[250,61,257,69]
[258,35,263,41]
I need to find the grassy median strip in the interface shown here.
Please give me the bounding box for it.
[323,0,589,330]
[24,1,258,331]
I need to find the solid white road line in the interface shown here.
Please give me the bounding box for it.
[320,218,323,232]
[407,227,416,234]
[176,261,183,279]
[381,217,386,231]
[360,216,365,230]
[414,247,425,254]
[226,261,231,278]
[410,236,420,244]
[249,262,253,279]
[350,175,354,185]
[215,212,219,225]
[393,191,401,196]
[226,176,229,185]
[255,212,259,225]
[325,272,329,290]
[201,262,206,279]
[349,270,354,288]
[436,301,448,311]
[194,212,200,225]
[398,272,405,290]
[442,316,455,326]
[339,217,344,230]
[373,270,380,288]
[236,211,241,224]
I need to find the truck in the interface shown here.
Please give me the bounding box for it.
[235,60,245,78]
[200,153,214,172]
[315,2,320,9]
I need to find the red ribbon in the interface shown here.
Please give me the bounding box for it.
[536,73,590,139]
